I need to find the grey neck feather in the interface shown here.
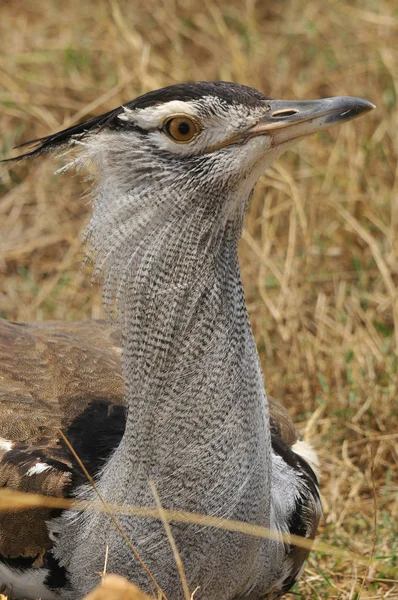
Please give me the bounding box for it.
[56,138,279,599]
[84,160,270,472]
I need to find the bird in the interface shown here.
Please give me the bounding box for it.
[0,81,374,600]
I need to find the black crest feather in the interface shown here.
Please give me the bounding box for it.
[2,107,123,162]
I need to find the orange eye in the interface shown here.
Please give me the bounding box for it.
[164,116,199,143]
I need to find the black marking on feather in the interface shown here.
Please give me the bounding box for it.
[271,436,322,596]
[44,552,68,589]
[280,571,302,596]
[0,550,69,592]
[271,436,320,500]
[0,554,38,569]
[0,399,126,492]
[1,446,74,477]
[64,399,126,480]
[3,81,269,162]
[287,493,310,539]
[0,398,126,590]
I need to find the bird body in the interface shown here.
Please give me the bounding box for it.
[0,82,373,599]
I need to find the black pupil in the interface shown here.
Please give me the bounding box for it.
[178,121,191,135]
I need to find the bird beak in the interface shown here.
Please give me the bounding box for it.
[248,96,375,146]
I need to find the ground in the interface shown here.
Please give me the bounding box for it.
[0,1,397,598]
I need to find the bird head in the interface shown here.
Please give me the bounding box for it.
[6,82,374,306]
[12,82,372,172]
[9,82,374,221]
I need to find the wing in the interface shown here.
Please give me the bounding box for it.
[0,319,126,566]
[267,396,322,597]
[0,319,124,444]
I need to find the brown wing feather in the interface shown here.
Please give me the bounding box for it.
[0,451,72,561]
[0,319,124,444]
[268,395,299,447]
[0,319,124,564]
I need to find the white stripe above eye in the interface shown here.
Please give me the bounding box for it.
[129,100,199,128]
[26,463,52,476]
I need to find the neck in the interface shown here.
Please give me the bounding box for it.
[122,229,250,459]
[58,182,276,599]
[90,182,271,516]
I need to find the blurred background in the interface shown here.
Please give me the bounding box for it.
[0,1,397,598]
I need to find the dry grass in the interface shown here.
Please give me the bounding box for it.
[0,0,397,598]
[82,575,153,600]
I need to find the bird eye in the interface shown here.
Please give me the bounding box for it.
[164,116,199,143]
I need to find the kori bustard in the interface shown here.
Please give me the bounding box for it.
[0,82,374,599]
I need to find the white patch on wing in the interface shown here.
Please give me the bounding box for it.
[0,563,57,600]
[0,438,13,452]
[292,439,320,475]
[27,462,52,476]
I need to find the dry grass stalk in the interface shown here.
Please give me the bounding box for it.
[0,488,383,569]
[149,480,192,600]
[81,575,152,600]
